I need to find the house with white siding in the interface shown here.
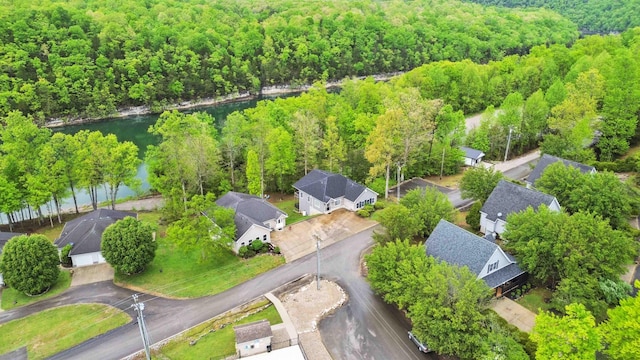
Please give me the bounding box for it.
[54,209,137,267]
[216,192,287,253]
[425,220,526,296]
[293,169,377,216]
[480,180,560,236]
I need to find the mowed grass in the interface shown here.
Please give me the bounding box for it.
[274,198,309,224]
[156,300,282,359]
[115,214,285,298]
[518,287,553,314]
[0,304,130,359]
[1,270,72,310]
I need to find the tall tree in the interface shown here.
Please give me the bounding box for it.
[532,303,601,360]
[265,127,296,192]
[365,109,399,198]
[103,140,141,210]
[220,112,247,190]
[246,149,261,196]
[599,281,640,360]
[322,115,346,172]
[291,110,320,175]
[400,188,456,237]
[459,166,504,203]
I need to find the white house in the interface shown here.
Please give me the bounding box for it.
[0,232,23,286]
[54,209,137,267]
[216,192,287,253]
[480,180,560,236]
[425,220,526,296]
[460,146,485,167]
[525,154,596,188]
[234,319,273,357]
[293,169,377,216]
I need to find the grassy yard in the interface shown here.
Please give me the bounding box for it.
[0,304,130,359]
[273,198,310,224]
[517,287,553,314]
[155,300,282,359]
[1,270,72,310]
[115,234,285,298]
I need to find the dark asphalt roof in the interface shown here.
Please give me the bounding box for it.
[234,320,272,343]
[216,192,287,239]
[389,178,452,198]
[481,180,556,222]
[425,220,524,288]
[460,146,485,160]
[293,169,372,202]
[527,154,595,185]
[0,232,23,255]
[54,209,137,255]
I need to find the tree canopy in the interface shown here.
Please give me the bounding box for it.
[0,234,60,295]
[101,216,157,275]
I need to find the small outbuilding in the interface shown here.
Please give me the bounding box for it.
[234,319,273,358]
[460,146,485,167]
[54,209,137,267]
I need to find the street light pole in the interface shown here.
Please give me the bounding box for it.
[131,294,151,360]
[314,234,321,290]
[504,127,513,162]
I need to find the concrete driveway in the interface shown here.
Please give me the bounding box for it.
[272,209,378,262]
[70,263,115,287]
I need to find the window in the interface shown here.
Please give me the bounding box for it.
[241,242,245,246]
[263,234,267,241]
[277,218,281,223]
[335,199,341,206]
[488,261,499,272]
[249,240,253,244]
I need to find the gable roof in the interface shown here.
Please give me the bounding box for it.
[481,180,556,222]
[0,232,23,255]
[425,220,524,288]
[216,192,287,239]
[54,209,137,255]
[234,319,272,343]
[293,169,373,202]
[527,154,595,186]
[460,146,485,160]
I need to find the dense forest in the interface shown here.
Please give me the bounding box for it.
[0,0,579,121]
[464,0,640,33]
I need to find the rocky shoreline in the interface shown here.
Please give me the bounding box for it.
[43,72,402,128]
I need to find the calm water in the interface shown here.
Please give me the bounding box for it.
[50,94,294,211]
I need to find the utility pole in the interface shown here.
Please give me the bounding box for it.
[439,146,446,180]
[396,163,401,201]
[131,294,151,360]
[504,127,513,162]
[314,234,321,290]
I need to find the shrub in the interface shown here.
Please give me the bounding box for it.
[373,201,386,210]
[273,246,281,254]
[357,209,371,217]
[466,201,482,231]
[238,246,249,258]
[60,243,73,267]
[251,240,264,252]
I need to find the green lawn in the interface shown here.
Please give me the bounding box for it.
[274,199,309,224]
[115,235,285,298]
[156,300,282,359]
[1,270,72,310]
[0,304,130,359]
[518,287,553,314]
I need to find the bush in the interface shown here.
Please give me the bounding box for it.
[357,209,371,217]
[373,201,386,210]
[466,201,482,231]
[0,234,60,295]
[273,246,281,254]
[251,240,264,252]
[60,243,73,267]
[367,177,396,196]
[238,246,249,258]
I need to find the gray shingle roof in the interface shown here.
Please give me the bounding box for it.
[481,180,556,222]
[54,209,137,255]
[216,192,287,240]
[426,220,497,275]
[460,146,485,160]
[0,232,23,255]
[293,169,373,202]
[527,154,595,186]
[234,320,272,343]
[425,220,524,288]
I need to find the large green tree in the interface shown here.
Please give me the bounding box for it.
[102,217,157,275]
[531,303,601,360]
[599,281,640,360]
[459,166,504,203]
[400,188,456,237]
[0,234,60,295]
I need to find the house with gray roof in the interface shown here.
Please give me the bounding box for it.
[234,319,273,357]
[426,220,526,296]
[480,180,560,236]
[0,231,23,286]
[525,154,596,188]
[54,209,137,267]
[216,192,287,253]
[460,146,485,167]
[293,169,377,216]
